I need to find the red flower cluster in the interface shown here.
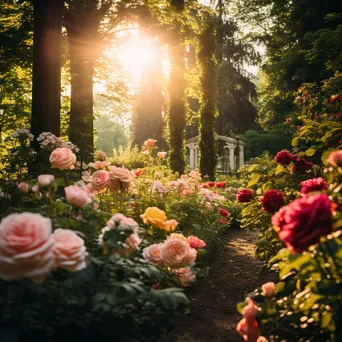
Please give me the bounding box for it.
[292,158,314,175]
[219,208,230,218]
[275,150,297,165]
[217,218,229,225]
[300,177,328,194]
[260,190,285,214]
[237,189,254,203]
[207,182,215,187]
[215,181,226,188]
[271,194,333,253]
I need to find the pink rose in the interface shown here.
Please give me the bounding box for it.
[187,236,206,249]
[96,150,106,161]
[49,147,76,170]
[65,185,93,207]
[153,181,169,194]
[37,174,55,187]
[187,247,197,264]
[173,267,196,287]
[143,243,163,265]
[91,170,109,191]
[261,282,275,297]
[17,182,29,194]
[99,214,141,256]
[52,229,87,272]
[109,166,135,183]
[144,139,157,147]
[0,213,54,283]
[157,151,167,159]
[272,194,333,253]
[161,239,191,268]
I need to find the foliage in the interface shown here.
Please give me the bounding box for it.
[197,13,218,181]
[239,130,291,161]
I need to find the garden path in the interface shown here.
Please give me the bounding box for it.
[162,229,270,342]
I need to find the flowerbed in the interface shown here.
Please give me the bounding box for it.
[0,135,239,341]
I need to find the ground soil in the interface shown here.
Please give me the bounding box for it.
[161,228,274,342]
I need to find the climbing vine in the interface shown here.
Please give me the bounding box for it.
[197,14,218,180]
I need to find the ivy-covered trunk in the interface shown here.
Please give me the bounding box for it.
[198,17,218,180]
[68,33,95,162]
[168,0,186,175]
[31,0,63,149]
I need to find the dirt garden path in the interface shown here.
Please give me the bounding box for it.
[161,228,272,342]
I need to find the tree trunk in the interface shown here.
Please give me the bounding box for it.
[31,0,62,149]
[68,32,95,162]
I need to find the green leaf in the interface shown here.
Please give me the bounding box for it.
[275,164,285,175]
[292,137,299,147]
[247,174,260,187]
[305,148,316,157]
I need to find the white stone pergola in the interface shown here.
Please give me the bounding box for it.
[186,135,245,173]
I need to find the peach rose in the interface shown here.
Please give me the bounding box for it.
[91,170,109,191]
[49,147,76,170]
[140,207,167,229]
[237,318,260,342]
[143,243,163,265]
[162,219,178,232]
[65,185,93,207]
[0,213,54,283]
[187,235,206,249]
[52,229,87,272]
[257,337,268,342]
[243,297,258,322]
[17,182,29,194]
[169,233,188,243]
[96,150,106,161]
[262,282,275,298]
[157,152,167,159]
[144,139,157,147]
[38,174,55,187]
[161,239,191,268]
[327,150,342,168]
[173,267,196,287]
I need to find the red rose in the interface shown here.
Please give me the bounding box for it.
[292,158,313,175]
[275,150,297,166]
[217,218,229,225]
[237,189,254,203]
[300,177,328,194]
[260,190,285,214]
[271,194,333,253]
[215,181,226,188]
[207,181,215,188]
[202,184,208,188]
[219,208,230,217]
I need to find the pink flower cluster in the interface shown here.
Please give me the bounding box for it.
[0,213,87,283]
[300,177,328,194]
[143,234,204,273]
[99,214,141,256]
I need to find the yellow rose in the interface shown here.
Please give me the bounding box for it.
[140,207,167,229]
[162,219,179,232]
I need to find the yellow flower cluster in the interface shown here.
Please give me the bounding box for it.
[140,207,178,232]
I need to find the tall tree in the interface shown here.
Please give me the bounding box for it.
[31,0,63,149]
[167,0,187,174]
[65,0,112,161]
[198,13,218,180]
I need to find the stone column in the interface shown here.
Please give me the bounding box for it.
[228,144,235,172]
[194,146,199,169]
[239,145,244,168]
[189,144,195,170]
